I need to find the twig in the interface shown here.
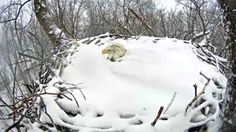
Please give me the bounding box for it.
[9,60,31,66]
[12,58,19,121]
[200,72,210,80]
[9,91,72,119]
[192,31,210,42]
[193,42,229,71]
[194,50,228,75]
[127,6,156,36]
[76,88,86,100]
[185,72,210,114]
[0,0,31,23]
[163,92,176,114]
[151,106,164,126]
[18,52,41,60]
[0,97,12,110]
[5,110,25,132]
[193,84,198,97]
[67,91,80,108]
[127,6,151,29]
[40,97,55,127]
[53,82,86,100]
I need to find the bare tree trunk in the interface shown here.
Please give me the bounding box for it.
[34,0,68,47]
[218,0,236,131]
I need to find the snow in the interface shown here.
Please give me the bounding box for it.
[26,33,226,132]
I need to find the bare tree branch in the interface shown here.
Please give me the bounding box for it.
[127,6,156,36]
[0,0,31,23]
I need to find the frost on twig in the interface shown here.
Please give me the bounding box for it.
[185,72,210,114]
[192,42,228,73]
[183,71,224,131]
[163,92,176,114]
[3,39,83,131]
[4,71,85,131]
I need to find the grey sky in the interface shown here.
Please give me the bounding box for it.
[0,0,177,10]
[159,0,177,10]
[0,0,9,6]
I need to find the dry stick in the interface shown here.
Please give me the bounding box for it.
[13,92,72,106]
[0,97,12,110]
[193,84,198,97]
[194,42,228,71]
[5,113,24,132]
[200,72,210,80]
[195,54,226,75]
[18,52,41,60]
[40,97,55,127]
[115,22,132,36]
[185,72,211,114]
[192,31,210,42]
[127,6,156,36]
[9,91,72,117]
[53,82,86,100]
[7,91,62,131]
[0,110,10,126]
[151,106,164,126]
[67,91,80,108]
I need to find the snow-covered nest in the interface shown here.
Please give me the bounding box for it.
[23,33,227,132]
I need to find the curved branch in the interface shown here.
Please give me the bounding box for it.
[0,0,31,23]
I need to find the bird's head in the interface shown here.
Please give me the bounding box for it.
[102,48,112,55]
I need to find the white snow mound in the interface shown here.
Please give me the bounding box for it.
[33,33,227,132]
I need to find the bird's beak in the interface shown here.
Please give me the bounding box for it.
[102,49,110,55]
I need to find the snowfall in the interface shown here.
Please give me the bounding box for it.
[24,33,227,132]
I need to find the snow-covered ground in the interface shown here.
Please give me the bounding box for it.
[26,33,226,132]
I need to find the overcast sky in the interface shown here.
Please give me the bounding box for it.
[1,0,9,6]
[0,0,177,10]
[160,0,177,10]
